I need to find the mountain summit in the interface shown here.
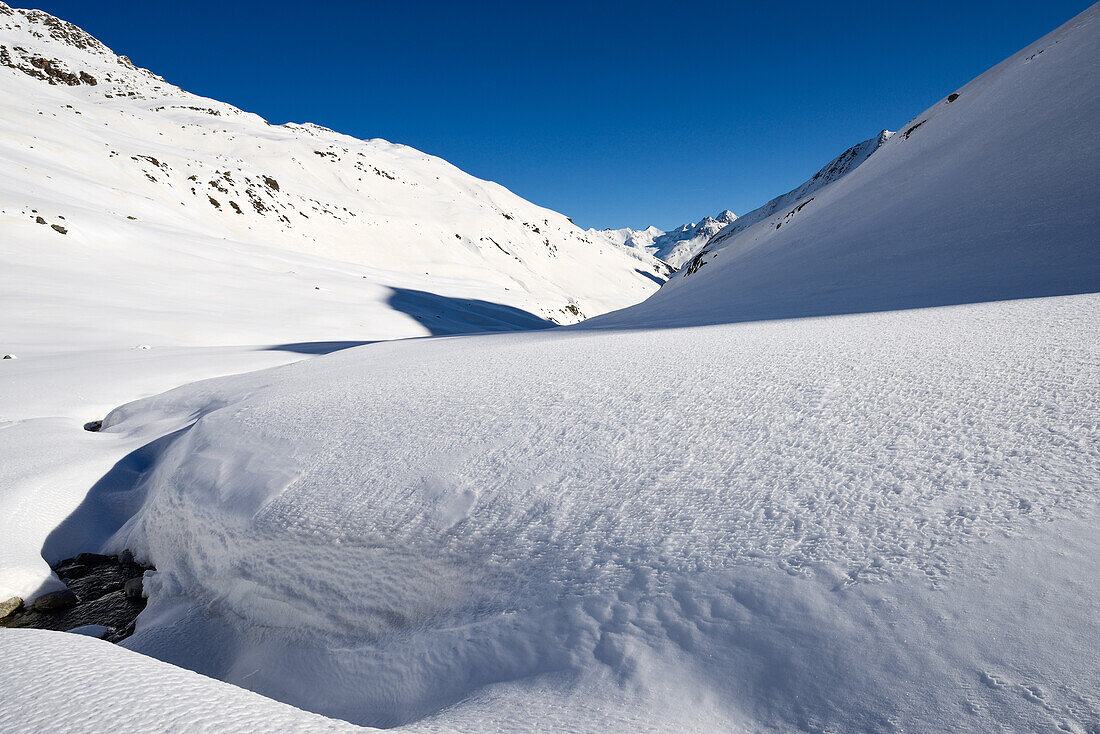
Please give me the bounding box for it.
[591,209,739,269]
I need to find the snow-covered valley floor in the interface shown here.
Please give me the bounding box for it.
[4,293,1098,732]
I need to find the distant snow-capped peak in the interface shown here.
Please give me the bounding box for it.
[590,209,739,270]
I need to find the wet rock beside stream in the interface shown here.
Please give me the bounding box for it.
[0,551,153,642]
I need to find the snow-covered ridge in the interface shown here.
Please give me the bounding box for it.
[0,0,670,351]
[590,209,738,269]
[0,1,169,90]
[592,126,892,273]
[648,209,738,267]
[596,5,1099,328]
[701,130,892,254]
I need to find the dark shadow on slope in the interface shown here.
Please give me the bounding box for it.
[635,268,668,286]
[262,288,556,354]
[264,341,375,355]
[387,287,556,335]
[41,428,189,565]
[582,233,1100,331]
[6,429,190,641]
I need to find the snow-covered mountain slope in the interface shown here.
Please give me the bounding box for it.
[649,210,738,268]
[4,6,1095,733]
[704,131,891,251]
[0,1,668,354]
[592,123,891,274]
[594,224,664,253]
[592,5,1099,328]
[590,210,737,269]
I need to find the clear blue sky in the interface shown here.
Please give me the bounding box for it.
[18,0,1092,230]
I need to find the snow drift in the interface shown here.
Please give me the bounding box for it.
[0,0,669,356]
[0,0,663,614]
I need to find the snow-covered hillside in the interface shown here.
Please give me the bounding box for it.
[594,16,1099,327]
[2,2,1098,733]
[591,210,738,269]
[704,131,891,251]
[0,0,668,354]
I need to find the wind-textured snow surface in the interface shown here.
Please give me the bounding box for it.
[95,293,1099,732]
[0,629,370,732]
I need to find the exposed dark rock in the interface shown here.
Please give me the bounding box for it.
[56,562,90,579]
[35,215,46,224]
[33,589,78,611]
[75,553,112,566]
[0,596,22,620]
[131,154,167,170]
[0,551,154,643]
[84,419,103,432]
[904,120,926,139]
[684,250,710,276]
[947,93,959,103]
[51,224,67,234]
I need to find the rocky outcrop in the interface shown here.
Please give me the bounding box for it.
[0,596,22,620]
